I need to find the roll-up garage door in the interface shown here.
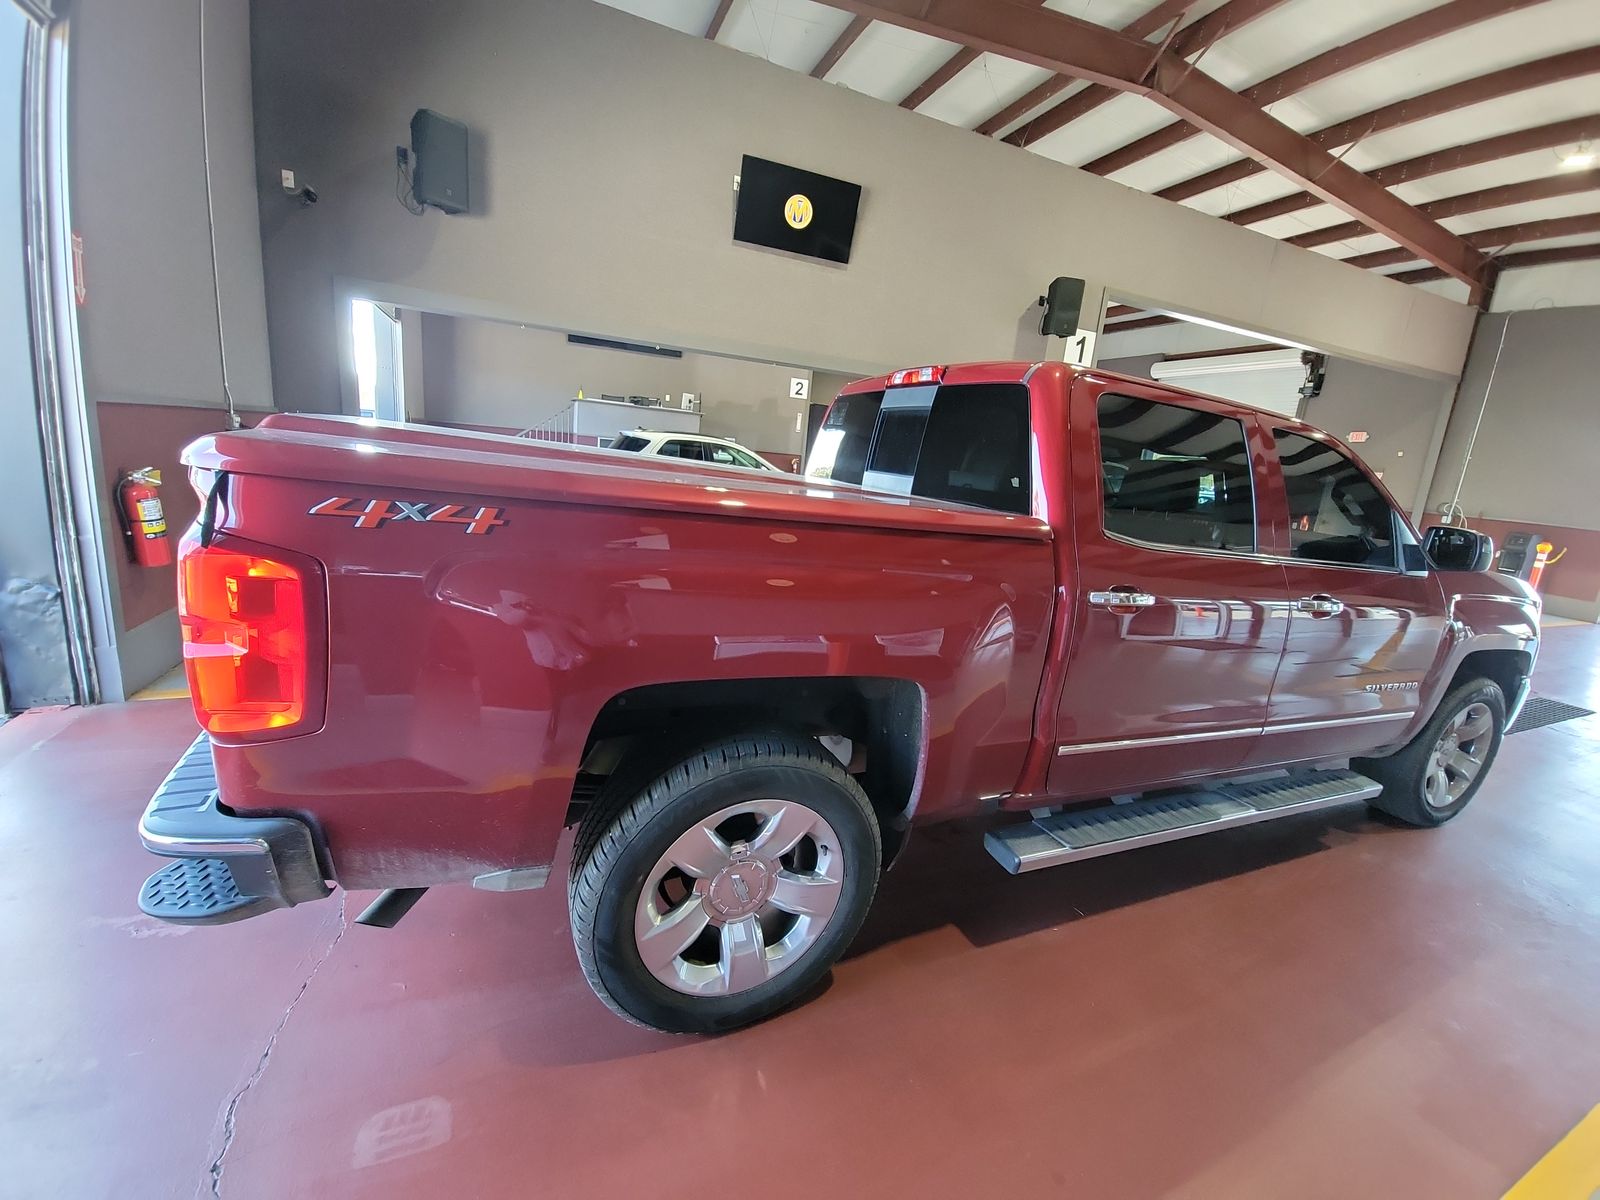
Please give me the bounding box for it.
[1150,349,1306,418]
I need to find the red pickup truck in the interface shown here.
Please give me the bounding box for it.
[138,361,1538,1033]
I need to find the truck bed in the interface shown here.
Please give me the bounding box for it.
[181,412,1061,890]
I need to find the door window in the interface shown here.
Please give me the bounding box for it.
[1097,394,1256,552]
[1273,431,1397,569]
[660,440,704,461]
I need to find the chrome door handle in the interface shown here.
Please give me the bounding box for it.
[1295,594,1345,617]
[1089,589,1158,609]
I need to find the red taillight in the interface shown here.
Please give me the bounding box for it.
[887,365,945,387]
[178,540,308,735]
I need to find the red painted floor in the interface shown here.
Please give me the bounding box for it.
[4,625,1599,1199]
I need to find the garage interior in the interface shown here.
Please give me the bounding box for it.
[2,0,1599,1196]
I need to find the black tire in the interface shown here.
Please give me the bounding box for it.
[1356,677,1506,827]
[569,732,881,1034]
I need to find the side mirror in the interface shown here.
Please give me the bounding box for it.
[1424,525,1494,573]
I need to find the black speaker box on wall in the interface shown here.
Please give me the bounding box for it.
[411,109,470,215]
[1039,277,1086,338]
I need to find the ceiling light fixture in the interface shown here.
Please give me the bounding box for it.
[1560,144,1595,170]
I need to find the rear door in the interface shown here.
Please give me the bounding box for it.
[1250,427,1448,764]
[1049,381,1291,800]
[659,439,705,461]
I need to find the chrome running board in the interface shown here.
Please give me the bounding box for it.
[984,769,1382,874]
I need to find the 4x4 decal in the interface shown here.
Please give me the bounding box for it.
[309,496,507,535]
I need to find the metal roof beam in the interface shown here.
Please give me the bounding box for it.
[1002,0,1284,147]
[813,0,1488,283]
[1288,170,1600,248]
[1104,314,1180,331]
[1082,0,1550,177]
[1342,212,1600,269]
[1387,240,1600,283]
[705,0,735,40]
[1159,45,1600,204]
[979,0,1203,139]
[900,0,1055,110]
[811,15,872,78]
[1226,115,1600,227]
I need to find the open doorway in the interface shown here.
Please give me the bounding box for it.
[351,298,405,422]
[345,306,871,474]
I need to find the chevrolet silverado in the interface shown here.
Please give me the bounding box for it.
[137,361,1538,1032]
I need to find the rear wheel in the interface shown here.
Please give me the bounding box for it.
[1357,677,1506,827]
[570,733,880,1033]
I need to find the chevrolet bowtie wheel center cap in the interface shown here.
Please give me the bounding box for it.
[704,856,776,920]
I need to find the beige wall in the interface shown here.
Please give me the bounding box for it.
[810,370,864,405]
[1428,307,1600,532]
[1426,306,1600,619]
[1301,358,1455,519]
[248,0,1476,423]
[420,315,812,453]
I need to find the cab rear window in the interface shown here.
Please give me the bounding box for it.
[806,383,1031,516]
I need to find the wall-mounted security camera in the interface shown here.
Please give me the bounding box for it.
[280,168,318,207]
[1299,351,1327,400]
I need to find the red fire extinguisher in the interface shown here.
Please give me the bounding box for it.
[117,467,173,568]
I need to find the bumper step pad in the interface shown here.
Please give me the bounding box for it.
[139,857,281,924]
[985,768,1382,874]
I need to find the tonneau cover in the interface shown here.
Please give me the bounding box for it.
[185,414,1051,542]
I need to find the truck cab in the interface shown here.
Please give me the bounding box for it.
[806,361,1536,809]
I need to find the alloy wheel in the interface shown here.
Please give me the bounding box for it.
[633,799,844,996]
[1422,702,1493,810]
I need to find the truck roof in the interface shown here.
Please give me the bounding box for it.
[838,360,1336,440]
[627,430,745,444]
[187,414,1052,543]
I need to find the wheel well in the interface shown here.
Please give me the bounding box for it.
[1449,648,1532,705]
[572,677,925,863]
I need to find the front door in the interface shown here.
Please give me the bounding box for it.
[1250,427,1448,765]
[1049,382,1291,801]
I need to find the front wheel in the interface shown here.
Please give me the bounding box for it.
[569,733,881,1033]
[1357,677,1506,827]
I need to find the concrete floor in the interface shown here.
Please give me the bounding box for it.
[4,626,1599,1199]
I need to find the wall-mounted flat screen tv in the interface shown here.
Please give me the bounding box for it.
[734,155,862,264]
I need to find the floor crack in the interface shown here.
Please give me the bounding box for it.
[204,893,347,1199]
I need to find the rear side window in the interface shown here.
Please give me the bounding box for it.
[1274,430,1397,569]
[660,440,704,461]
[1098,393,1255,553]
[911,384,1030,514]
[614,435,649,452]
[805,391,884,483]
